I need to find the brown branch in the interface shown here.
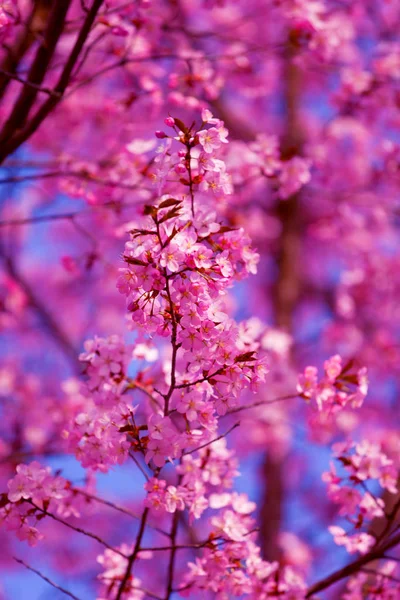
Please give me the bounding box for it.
[74,489,143,520]
[0,68,58,96]
[115,507,150,600]
[125,380,162,407]
[374,493,400,545]
[14,557,82,600]
[165,512,180,600]
[0,0,53,98]
[0,0,105,164]
[154,208,180,417]
[0,211,80,227]
[260,35,304,563]
[163,275,179,416]
[174,367,224,389]
[0,1,72,143]
[129,451,151,481]
[0,169,145,190]
[306,531,400,597]
[206,41,304,566]
[334,484,400,599]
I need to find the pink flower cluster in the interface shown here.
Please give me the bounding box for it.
[240,134,311,200]
[63,115,267,475]
[0,113,308,599]
[65,397,133,472]
[323,440,398,554]
[117,195,266,432]
[173,439,307,598]
[281,0,355,61]
[0,462,72,547]
[153,109,232,198]
[183,540,306,599]
[63,335,135,471]
[79,334,133,392]
[145,439,239,521]
[120,205,264,360]
[344,561,400,600]
[278,156,312,199]
[297,354,368,413]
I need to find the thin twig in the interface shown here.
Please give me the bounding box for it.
[14,557,82,600]
[0,211,79,226]
[174,368,224,389]
[0,169,145,190]
[226,394,298,415]
[30,502,127,558]
[129,451,150,481]
[0,68,59,96]
[165,512,179,600]
[183,422,240,455]
[73,489,169,537]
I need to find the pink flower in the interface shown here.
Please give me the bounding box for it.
[160,244,185,272]
[198,126,228,154]
[279,157,311,199]
[7,462,50,503]
[178,328,204,352]
[176,391,204,421]
[148,413,175,441]
[145,440,167,468]
[297,366,318,399]
[17,525,44,547]
[165,486,186,512]
[211,509,249,541]
[189,244,213,270]
[324,355,342,381]
[329,526,375,554]
[189,494,208,521]
[359,493,385,519]
[7,475,33,503]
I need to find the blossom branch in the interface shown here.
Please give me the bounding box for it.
[183,422,240,455]
[306,532,400,597]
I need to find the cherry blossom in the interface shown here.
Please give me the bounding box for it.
[0,3,400,599]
